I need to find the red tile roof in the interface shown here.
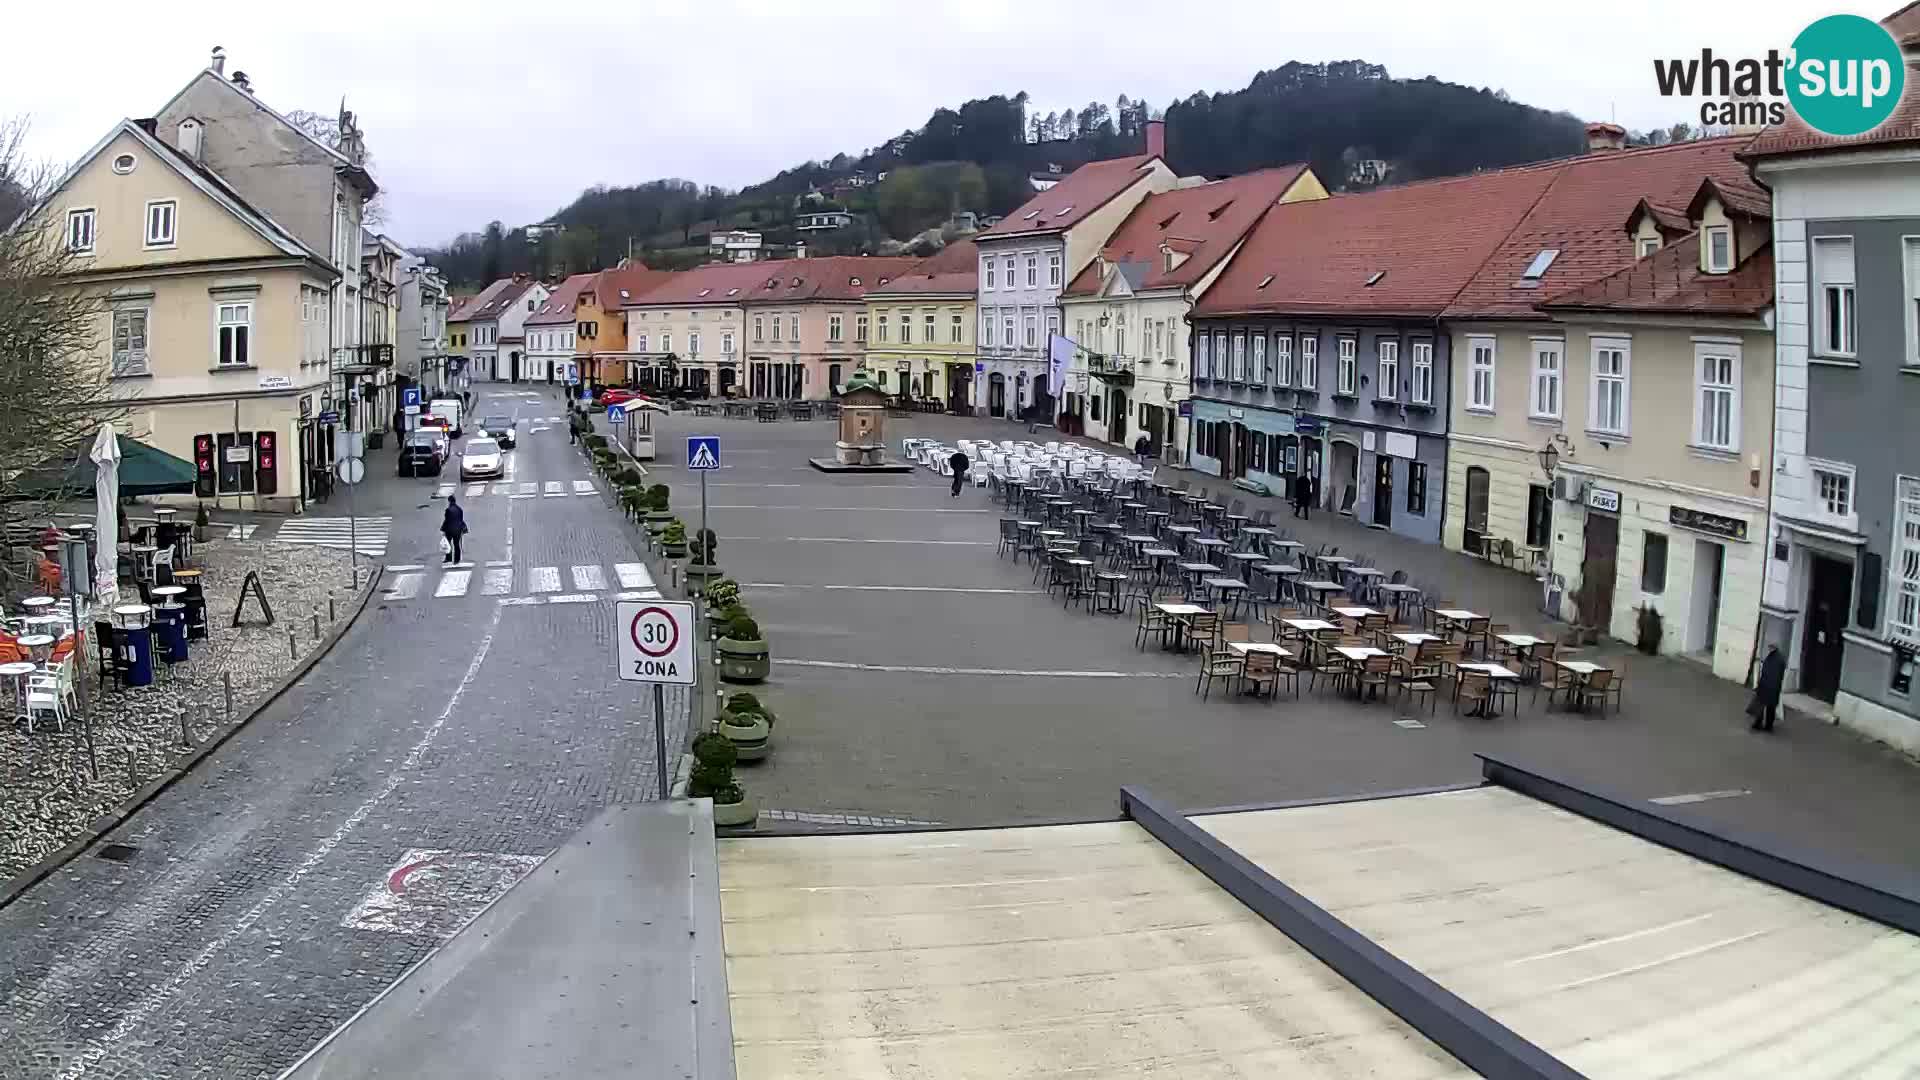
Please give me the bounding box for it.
[1444,136,1763,318]
[1885,1,1920,47]
[866,240,980,297]
[1538,233,1774,317]
[740,255,921,304]
[1194,165,1561,319]
[525,273,594,326]
[1743,59,1920,158]
[619,260,786,307]
[594,265,676,309]
[449,279,515,323]
[977,155,1162,240]
[1061,166,1310,298]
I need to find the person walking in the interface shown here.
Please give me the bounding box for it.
[441,494,468,565]
[1748,645,1786,732]
[948,449,970,497]
[1134,434,1151,467]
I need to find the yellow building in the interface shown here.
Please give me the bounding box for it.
[22,118,338,512]
[862,240,978,408]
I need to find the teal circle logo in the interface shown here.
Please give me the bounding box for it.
[1787,14,1906,136]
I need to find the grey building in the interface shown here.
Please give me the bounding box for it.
[398,256,451,398]
[1748,62,1920,753]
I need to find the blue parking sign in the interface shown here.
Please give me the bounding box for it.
[686,436,721,470]
[402,387,422,408]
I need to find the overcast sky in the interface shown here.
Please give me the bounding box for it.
[10,0,1825,249]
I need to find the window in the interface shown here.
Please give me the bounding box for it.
[689,332,700,356]
[1336,337,1357,395]
[1892,477,1920,643]
[1252,334,1267,384]
[111,308,149,376]
[1153,320,1165,361]
[753,315,764,342]
[1274,334,1293,386]
[1908,237,1920,367]
[1298,336,1318,389]
[984,260,996,290]
[1410,341,1433,404]
[1214,331,1229,379]
[1638,236,1660,258]
[1818,466,1853,520]
[661,332,672,355]
[790,315,799,342]
[66,208,95,253]
[1377,340,1399,400]
[216,302,252,367]
[1693,344,1739,451]
[1705,227,1733,273]
[1526,485,1552,548]
[1115,321,1126,358]
[1046,312,1059,348]
[877,369,889,389]
[722,330,734,354]
[1090,394,1102,421]
[1231,332,1246,382]
[1024,315,1037,348]
[1048,252,1062,286]
[1530,339,1562,419]
[856,315,869,342]
[1467,337,1495,410]
[894,312,910,344]
[1813,237,1856,357]
[773,315,783,342]
[1003,258,1016,287]
[635,333,647,352]
[1407,462,1428,516]
[1026,254,1037,286]
[827,314,842,341]
[1642,533,1669,594]
[1590,338,1630,435]
[1003,316,1015,347]
[144,199,177,247]
[950,313,962,343]
[925,312,936,342]
[981,312,992,345]
[1197,333,1212,379]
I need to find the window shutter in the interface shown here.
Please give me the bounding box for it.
[1858,549,1883,629]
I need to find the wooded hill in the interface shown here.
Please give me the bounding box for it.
[424,60,1590,288]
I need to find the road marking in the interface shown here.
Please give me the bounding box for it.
[223,524,259,540]
[517,482,536,495]
[1392,718,1426,729]
[613,563,653,589]
[490,482,514,497]
[498,596,542,607]
[543,481,565,497]
[709,505,991,513]
[613,590,664,601]
[481,568,513,595]
[528,566,560,593]
[486,559,512,567]
[387,563,426,572]
[510,494,537,500]
[571,564,607,590]
[741,583,1042,595]
[381,573,422,601]
[1508,914,1718,966]
[547,592,595,604]
[776,659,1188,678]
[435,483,454,498]
[1649,789,1752,806]
[572,479,595,495]
[730,537,992,546]
[273,517,393,557]
[465,483,485,497]
[434,570,471,598]
[50,607,504,1080]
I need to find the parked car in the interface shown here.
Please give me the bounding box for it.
[477,415,517,448]
[415,416,452,454]
[600,388,643,407]
[460,437,505,479]
[398,432,445,477]
[429,397,463,438]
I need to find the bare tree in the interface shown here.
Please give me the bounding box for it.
[0,117,128,593]
[285,109,386,227]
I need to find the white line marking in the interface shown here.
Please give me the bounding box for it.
[517,482,536,495]
[498,596,542,607]
[543,481,565,497]
[465,483,485,497]
[1507,914,1719,966]
[571,565,607,591]
[1649,789,1752,805]
[776,659,1187,678]
[572,480,595,495]
[528,566,560,593]
[1547,931,1769,994]
[613,563,653,589]
[386,564,425,572]
[434,570,471,598]
[51,608,504,1080]
[730,537,991,546]
[485,559,512,567]
[490,482,514,497]
[741,583,1041,595]
[381,573,422,601]
[613,590,664,601]
[510,494,537,500]
[435,483,454,498]
[708,505,991,513]
[547,593,596,604]
[481,568,513,595]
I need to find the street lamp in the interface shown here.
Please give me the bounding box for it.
[1537,442,1559,478]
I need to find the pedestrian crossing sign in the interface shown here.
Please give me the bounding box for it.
[606,403,627,425]
[686,436,721,470]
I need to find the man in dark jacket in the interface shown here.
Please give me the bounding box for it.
[441,495,468,564]
[1134,434,1151,466]
[948,450,970,497]
[1749,645,1786,731]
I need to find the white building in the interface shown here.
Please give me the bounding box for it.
[524,273,592,384]
[464,276,550,382]
[710,230,763,261]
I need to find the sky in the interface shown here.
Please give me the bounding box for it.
[6,0,1829,250]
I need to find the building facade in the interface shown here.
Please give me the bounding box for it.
[525,273,592,384]
[1057,166,1326,458]
[620,261,763,396]
[1747,50,1920,751]
[461,276,547,382]
[862,240,978,408]
[396,255,450,401]
[574,264,671,389]
[742,256,917,400]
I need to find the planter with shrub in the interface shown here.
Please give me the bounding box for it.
[660,519,689,559]
[689,731,756,827]
[704,578,741,610]
[193,504,211,543]
[686,527,722,582]
[718,690,775,762]
[1635,604,1664,655]
[716,608,770,683]
[618,484,646,521]
[644,484,673,533]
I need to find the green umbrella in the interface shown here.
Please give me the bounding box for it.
[12,434,197,498]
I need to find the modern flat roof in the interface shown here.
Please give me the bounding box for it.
[718,820,1471,1079]
[1194,786,1920,1078]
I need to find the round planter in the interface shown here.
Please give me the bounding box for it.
[711,792,758,827]
[661,541,688,559]
[686,561,723,582]
[193,525,209,543]
[717,636,770,683]
[644,512,672,534]
[720,710,771,762]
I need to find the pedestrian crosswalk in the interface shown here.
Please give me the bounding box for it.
[432,479,599,500]
[273,516,392,557]
[379,562,660,606]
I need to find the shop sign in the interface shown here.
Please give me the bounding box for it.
[1670,505,1749,541]
[1587,486,1622,513]
[1293,417,1324,436]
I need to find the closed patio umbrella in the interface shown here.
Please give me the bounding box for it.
[89,424,120,608]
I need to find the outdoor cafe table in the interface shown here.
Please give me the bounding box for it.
[1226,551,1264,580]
[1277,617,1338,644]
[1153,602,1210,651]
[1456,662,1522,716]
[1315,554,1353,576]
[1375,582,1424,620]
[1391,632,1440,648]
[1253,563,1300,601]
[151,585,186,604]
[20,596,58,615]
[1178,562,1224,590]
[16,634,54,664]
[1547,658,1609,711]
[1,661,37,724]
[1238,526,1275,543]
[1331,606,1380,620]
[1227,641,1292,658]
[1193,538,1229,561]
[1267,539,1306,552]
[1204,577,1249,616]
[112,603,153,628]
[1496,632,1548,670]
[1295,580,1344,606]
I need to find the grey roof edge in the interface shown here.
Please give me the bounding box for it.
[1478,754,1920,936]
[1121,784,1588,1080]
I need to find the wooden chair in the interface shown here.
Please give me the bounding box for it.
[1520,640,1556,684]
[1393,655,1439,713]
[1197,647,1246,700]
[1462,617,1491,657]
[1357,655,1394,702]
[1239,651,1281,700]
[1185,611,1221,653]
[1603,661,1625,712]
[1486,623,1513,659]
[1455,672,1492,717]
[1576,668,1615,714]
[1534,660,1578,710]
[1306,639,1350,695]
[1222,623,1252,644]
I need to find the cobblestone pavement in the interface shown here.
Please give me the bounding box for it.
[629,408,1920,875]
[0,384,692,1080]
[1,541,361,881]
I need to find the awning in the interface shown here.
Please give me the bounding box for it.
[10,435,197,498]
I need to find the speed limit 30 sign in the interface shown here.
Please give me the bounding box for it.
[616,600,696,684]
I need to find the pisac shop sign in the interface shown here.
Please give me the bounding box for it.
[1670,505,1749,542]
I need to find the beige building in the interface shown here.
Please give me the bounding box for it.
[23,118,338,512]
[744,255,917,400]
[619,261,760,396]
[863,240,979,409]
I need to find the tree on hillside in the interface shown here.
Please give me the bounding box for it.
[480,222,505,283]
[875,163,987,238]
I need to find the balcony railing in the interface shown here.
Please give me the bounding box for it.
[1088,353,1134,382]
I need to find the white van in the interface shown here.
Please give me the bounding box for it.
[429,398,463,438]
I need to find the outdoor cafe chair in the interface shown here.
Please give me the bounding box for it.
[997,518,1020,559]
[1133,599,1172,650]
[1455,672,1493,717]
[1183,611,1222,653]
[1392,655,1439,713]
[1357,655,1394,702]
[1576,668,1616,714]
[1533,660,1579,710]
[1238,650,1282,701]
[1305,639,1350,695]
[1196,646,1246,700]
[93,620,124,690]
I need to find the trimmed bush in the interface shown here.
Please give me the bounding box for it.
[705,579,740,608]
[687,732,742,803]
[661,520,688,545]
[646,484,671,512]
[723,611,761,642]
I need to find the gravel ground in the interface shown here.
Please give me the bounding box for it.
[0,539,362,881]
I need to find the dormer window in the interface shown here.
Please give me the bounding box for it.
[1023,210,1041,220]
[791,277,802,287]
[849,277,861,286]
[697,288,711,297]
[1207,201,1233,221]
[727,288,739,296]
[1054,205,1073,217]
[1637,237,1660,259]
[1364,271,1386,287]
[1705,226,1733,274]
[1257,274,1274,289]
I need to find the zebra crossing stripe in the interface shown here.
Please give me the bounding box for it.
[528,566,560,593]
[465,484,485,497]
[517,482,536,495]
[572,480,595,495]
[613,563,652,589]
[571,565,607,591]
[613,590,664,601]
[481,568,513,595]
[547,593,594,604]
[434,570,471,598]
[382,573,422,601]
[273,517,393,556]
[435,483,454,498]
[543,482,564,497]
[490,482,514,497]
[224,524,259,540]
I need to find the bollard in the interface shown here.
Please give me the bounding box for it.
[329,597,337,623]
[179,710,192,749]
[224,671,234,720]
[312,607,321,641]
[126,748,139,788]
[289,630,298,661]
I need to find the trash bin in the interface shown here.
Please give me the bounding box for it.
[124,624,154,686]
[155,603,189,663]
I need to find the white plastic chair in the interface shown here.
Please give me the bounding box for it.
[25,673,66,733]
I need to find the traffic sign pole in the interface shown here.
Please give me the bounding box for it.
[653,683,668,799]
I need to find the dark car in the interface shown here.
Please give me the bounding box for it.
[477,415,517,448]
[398,432,445,477]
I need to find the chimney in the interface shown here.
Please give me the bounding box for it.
[1145,119,1166,159]
[210,46,226,76]
[231,70,251,93]
[794,241,807,260]
[1585,122,1627,152]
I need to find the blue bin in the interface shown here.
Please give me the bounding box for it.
[155,604,189,663]
[124,625,154,686]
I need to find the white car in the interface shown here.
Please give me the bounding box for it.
[460,437,504,479]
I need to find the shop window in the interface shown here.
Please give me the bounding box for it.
[1406,461,1427,516]
[1642,533,1668,595]
[1526,484,1551,548]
